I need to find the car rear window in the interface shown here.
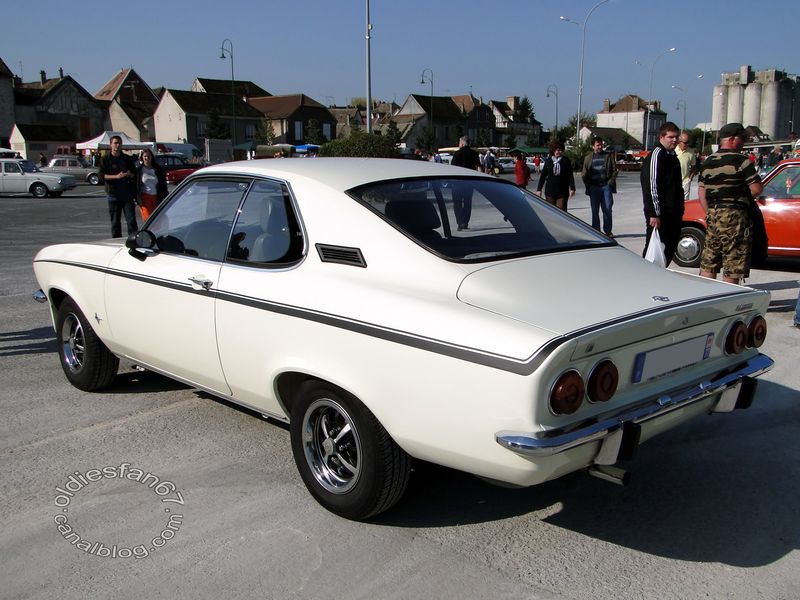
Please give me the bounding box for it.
[349,177,612,262]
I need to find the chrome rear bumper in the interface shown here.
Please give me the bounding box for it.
[496,353,773,460]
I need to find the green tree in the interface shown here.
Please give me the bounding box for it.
[255,115,276,146]
[504,130,517,148]
[318,130,400,157]
[205,106,229,140]
[350,97,367,109]
[525,130,540,147]
[305,119,323,144]
[476,128,491,148]
[385,119,402,145]
[517,96,535,123]
[415,126,436,152]
[565,138,593,174]
[555,112,598,142]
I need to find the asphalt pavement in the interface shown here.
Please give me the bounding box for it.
[1,174,799,600]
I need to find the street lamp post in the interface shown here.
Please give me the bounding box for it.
[677,99,687,130]
[560,0,610,145]
[420,68,434,149]
[671,74,703,132]
[219,39,236,148]
[546,84,559,133]
[640,47,676,152]
[365,0,373,133]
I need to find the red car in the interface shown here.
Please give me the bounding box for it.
[674,158,800,267]
[165,165,205,185]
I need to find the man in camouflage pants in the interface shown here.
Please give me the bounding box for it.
[697,123,763,284]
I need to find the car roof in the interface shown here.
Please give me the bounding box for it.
[195,157,490,192]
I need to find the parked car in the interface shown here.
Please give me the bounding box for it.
[496,156,515,173]
[33,158,773,519]
[156,153,206,184]
[155,153,193,172]
[1,158,77,197]
[40,155,102,185]
[165,162,208,185]
[674,157,800,267]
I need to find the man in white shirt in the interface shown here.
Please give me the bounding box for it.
[676,131,697,199]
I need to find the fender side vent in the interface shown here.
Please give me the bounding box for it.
[315,244,367,268]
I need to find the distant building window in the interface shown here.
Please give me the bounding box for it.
[294,121,303,141]
[197,121,206,136]
[323,123,332,140]
[245,123,256,140]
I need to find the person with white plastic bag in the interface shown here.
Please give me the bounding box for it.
[641,122,685,267]
[644,227,667,267]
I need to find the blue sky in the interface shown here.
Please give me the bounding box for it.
[4,0,798,131]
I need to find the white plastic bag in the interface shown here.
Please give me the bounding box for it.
[644,228,667,267]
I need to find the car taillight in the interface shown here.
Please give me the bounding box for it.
[550,370,585,415]
[747,315,767,348]
[724,320,748,355]
[587,360,619,403]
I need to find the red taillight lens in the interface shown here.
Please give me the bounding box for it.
[587,360,619,403]
[747,315,767,348]
[550,370,585,415]
[725,320,748,355]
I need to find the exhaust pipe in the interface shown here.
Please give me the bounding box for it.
[588,465,630,486]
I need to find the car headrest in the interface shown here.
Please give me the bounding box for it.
[385,199,441,232]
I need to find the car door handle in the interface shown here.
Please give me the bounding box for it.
[188,276,213,291]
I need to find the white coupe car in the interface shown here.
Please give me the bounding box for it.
[33,158,773,519]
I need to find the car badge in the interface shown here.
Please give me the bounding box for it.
[652,296,670,302]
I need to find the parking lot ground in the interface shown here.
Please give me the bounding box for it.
[1,172,799,600]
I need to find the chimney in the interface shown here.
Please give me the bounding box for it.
[506,96,519,111]
[40,70,46,84]
[59,67,64,79]
[602,99,611,112]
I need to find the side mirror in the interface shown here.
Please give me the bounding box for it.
[126,230,157,260]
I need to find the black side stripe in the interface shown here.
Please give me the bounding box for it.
[37,259,754,376]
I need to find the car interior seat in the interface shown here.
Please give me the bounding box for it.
[249,196,291,262]
[385,195,442,243]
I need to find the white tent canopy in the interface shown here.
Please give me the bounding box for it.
[76,131,155,151]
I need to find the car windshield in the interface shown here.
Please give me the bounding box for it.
[349,177,612,262]
[20,161,40,173]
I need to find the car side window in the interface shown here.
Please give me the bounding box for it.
[226,179,303,265]
[55,160,66,167]
[147,179,250,261]
[763,166,800,199]
[4,162,21,174]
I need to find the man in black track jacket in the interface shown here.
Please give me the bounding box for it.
[641,122,684,266]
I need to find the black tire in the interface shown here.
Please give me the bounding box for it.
[56,298,119,391]
[31,182,48,198]
[50,191,63,197]
[673,226,706,268]
[290,381,411,520]
[88,173,101,186]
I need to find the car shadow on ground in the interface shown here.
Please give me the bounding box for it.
[757,257,800,274]
[0,326,58,357]
[767,298,797,313]
[103,369,191,394]
[749,279,800,292]
[375,379,799,568]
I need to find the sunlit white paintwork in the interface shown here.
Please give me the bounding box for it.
[33,158,773,487]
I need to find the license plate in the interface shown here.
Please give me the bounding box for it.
[632,334,714,383]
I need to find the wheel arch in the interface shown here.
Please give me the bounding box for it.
[276,371,362,421]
